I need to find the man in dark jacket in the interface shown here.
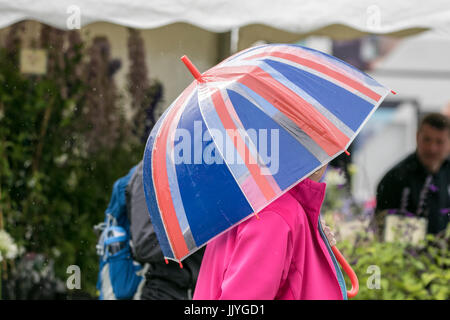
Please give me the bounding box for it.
[375,113,450,236]
[126,161,204,299]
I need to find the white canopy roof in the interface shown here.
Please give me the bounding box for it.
[1,0,450,35]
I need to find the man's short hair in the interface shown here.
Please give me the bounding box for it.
[418,112,450,133]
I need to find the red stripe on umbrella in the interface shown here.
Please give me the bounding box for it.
[206,65,350,156]
[211,89,278,201]
[152,83,195,259]
[243,51,382,102]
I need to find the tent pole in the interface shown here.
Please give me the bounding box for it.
[231,27,239,54]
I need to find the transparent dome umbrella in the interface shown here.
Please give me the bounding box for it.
[143,43,393,298]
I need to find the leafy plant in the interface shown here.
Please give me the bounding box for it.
[338,226,449,300]
[0,23,162,298]
[322,165,449,300]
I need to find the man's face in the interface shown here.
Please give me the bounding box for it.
[416,124,450,173]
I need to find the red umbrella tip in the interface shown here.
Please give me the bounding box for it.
[164,258,169,264]
[179,261,184,269]
[181,55,204,82]
[391,90,397,95]
[344,150,351,156]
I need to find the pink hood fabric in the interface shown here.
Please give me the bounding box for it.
[193,178,345,300]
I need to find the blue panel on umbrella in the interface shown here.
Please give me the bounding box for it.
[174,95,253,246]
[227,89,321,191]
[263,58,374,132]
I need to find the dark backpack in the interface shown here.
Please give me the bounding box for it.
[125,161,205,299]
[125,161,163,263]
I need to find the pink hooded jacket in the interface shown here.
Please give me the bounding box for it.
[193,178,347,300]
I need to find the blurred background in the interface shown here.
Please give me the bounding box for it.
[0,0,448,299]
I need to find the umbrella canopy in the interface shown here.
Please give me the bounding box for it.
[143,43,391,263]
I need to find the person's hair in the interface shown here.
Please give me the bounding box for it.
[418,112,450,133]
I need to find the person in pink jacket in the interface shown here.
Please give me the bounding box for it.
[193,164,347,300]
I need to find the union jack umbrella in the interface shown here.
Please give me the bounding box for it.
[142,44,391,296]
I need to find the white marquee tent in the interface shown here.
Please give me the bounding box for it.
[1,0,450,39]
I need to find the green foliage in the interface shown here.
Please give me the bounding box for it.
[338,226,450,300]
[321,165,449,300]
[0,40,145,298]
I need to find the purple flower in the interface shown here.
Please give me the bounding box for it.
[440,208,450,216]
[388,209,398,215]
[429,184,439,192]
[407,248,419,258]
